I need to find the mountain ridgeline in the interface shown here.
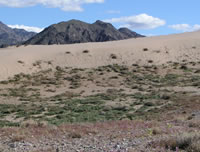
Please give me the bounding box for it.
[24,20,145,45]
[0,22,36,47]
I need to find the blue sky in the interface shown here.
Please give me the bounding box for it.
[0,0,200,36]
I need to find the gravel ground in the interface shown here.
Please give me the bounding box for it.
[0,120,193,152]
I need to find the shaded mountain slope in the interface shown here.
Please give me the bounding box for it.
[0,21,36,47]
[24,20,144,45]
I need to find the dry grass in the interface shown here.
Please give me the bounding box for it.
[68,132,82,138]
[11,135,26,142]
[0,120,159,141]
[152,127,162,135]
[154,133,200,151]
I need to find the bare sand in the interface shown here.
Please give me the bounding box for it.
[0,31,200,80]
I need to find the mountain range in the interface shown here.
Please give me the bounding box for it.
[0,20,144,47]
[24,20,144,45]
[0,22,36,47]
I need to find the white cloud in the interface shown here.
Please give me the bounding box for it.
[106,10,120,14]
[8,24,44,33]
[104,14,166,30]
[169,24,200,32]
[0,0,104,11]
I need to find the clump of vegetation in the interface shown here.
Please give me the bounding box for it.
[110,54,117,59]
[47,61,52,65]
[68,132,82,138]
[65,51,71,54]
[17,60,24,64]
[180,65,188,70]
[33,60,42,67]
[155,133,200,151]
[148,60,153,63]
[83,50,89,53]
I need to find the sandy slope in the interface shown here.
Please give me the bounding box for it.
[0,31,200,81]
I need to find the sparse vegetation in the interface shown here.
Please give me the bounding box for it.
[0,61,199,151]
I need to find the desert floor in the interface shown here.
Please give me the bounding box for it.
[0,32,200,151]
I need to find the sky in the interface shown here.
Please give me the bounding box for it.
[0,0,200,36]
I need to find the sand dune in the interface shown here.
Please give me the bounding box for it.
[0,31,200,81]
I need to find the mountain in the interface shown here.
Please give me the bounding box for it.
[24,20,144,45]
[0,21,36,47]
[118,28,144,38]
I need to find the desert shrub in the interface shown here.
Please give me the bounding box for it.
[132,64,139,67]
[152,127,162,135]
[143,48,149,51]
[144,102,154,107]
[55,66,63,71]
[180,65,188,70]
[11,135,26,142]
[16,44,21,47]
[160,94,170,100]
[83,50,89,53]
[33,60,41,67]
[47,61,52,65]
[69,132,82,138]
[148,60,153,63]
[110,54,117,59]
[17,60,24,64]
[194,70,200,73]
[109,76,118,79]
[156,133,200,151]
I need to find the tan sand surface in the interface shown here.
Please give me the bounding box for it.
[0,31,200,80]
